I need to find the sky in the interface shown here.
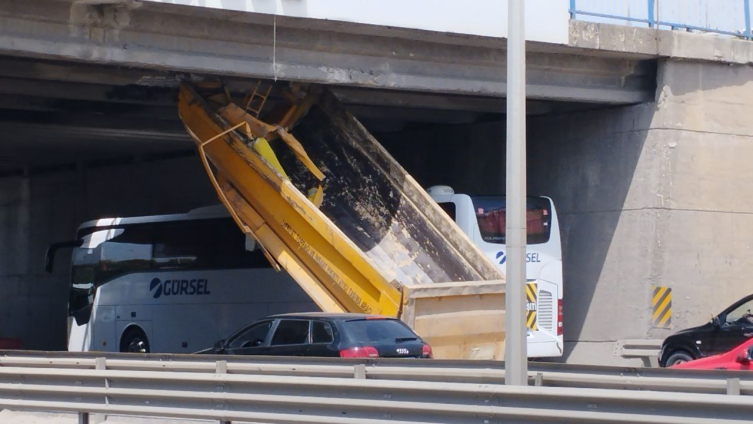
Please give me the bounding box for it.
[142,0,571,43]
[144,0,750,41]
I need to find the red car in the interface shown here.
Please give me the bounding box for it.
[672,338,753,371]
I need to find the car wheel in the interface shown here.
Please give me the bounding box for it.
[120,327,150,353]
[665,351,694,367]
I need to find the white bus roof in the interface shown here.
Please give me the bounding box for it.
[77,205,229,231]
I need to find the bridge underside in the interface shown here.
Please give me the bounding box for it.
[2,0,656,101]
[0,55,631,176]
[0,0,657,174]
[1,0,687,363]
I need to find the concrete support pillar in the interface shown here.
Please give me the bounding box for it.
[528,58,753,365]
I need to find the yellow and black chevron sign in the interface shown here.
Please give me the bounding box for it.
[526,282,537,331]
[651,285,672,328]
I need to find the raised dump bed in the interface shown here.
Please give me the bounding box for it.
[177,82,505,359]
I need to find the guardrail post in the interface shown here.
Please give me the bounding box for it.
[648,0,656,28]
[354,364,366,379]
[569,0,576,19]
[727,378,741,395]
[216,361,230,424]
[534,373,544,387]
[77,413,89,424]
[745,0,752,39]
[95,358,106,424]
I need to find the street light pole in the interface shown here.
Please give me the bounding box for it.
[505,0,528,386]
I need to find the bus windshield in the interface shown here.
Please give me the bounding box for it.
[472,197,552,245]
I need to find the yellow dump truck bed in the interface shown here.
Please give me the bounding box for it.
[281,91,501,285]
[177,83,506,359]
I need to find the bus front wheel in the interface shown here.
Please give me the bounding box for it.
[120,327,150,353]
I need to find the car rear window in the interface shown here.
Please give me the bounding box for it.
[343,319,417,343]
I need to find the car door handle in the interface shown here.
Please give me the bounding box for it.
[744,333,753,338]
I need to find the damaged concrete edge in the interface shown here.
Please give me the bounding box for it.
[69,0,142,29]
[35,1,753,68]
[65,0,508,49]
[570,20,753,66]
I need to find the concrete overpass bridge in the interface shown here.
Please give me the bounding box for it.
[0,0,751,366]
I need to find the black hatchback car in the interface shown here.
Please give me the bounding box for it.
[660,294,753,367]
[202,313,433,359]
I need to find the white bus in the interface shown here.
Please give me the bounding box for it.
[47,206,317,354]
[428,186,563,358]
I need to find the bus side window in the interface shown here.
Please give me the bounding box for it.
[437,202,456,221]
[212,219,272,268]
[152,219,272,270]
[97,225,153,283]
[153,222,207,268]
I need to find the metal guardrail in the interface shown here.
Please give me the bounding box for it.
[570,0,753,40]
[1,360,753,424]
[2,350,753,424]
[2,349,752,393]
[2,352,753,396]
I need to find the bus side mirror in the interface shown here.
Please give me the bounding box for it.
[245,235,257,252]
[45,240,83,273]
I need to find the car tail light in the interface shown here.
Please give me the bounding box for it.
[339,346,379,358]
[557,302,563,336]
[422,344,433,359]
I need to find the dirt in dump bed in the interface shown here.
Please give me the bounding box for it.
[271,97,485,287]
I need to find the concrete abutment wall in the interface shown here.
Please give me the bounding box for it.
[0,156,216,350]
[530,59,753,365]
[383,58,753,366]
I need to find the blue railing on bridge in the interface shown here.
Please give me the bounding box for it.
[570,0,753,40]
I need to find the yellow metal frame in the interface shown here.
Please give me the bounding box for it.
[178,84,402,317]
